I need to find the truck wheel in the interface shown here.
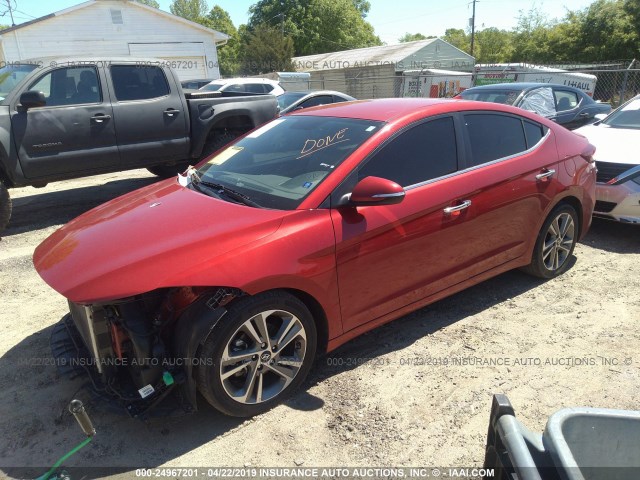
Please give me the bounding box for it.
[147,161,191,179]
[200,131,240,160]
[196,291,317,417]
[0,180,11,233]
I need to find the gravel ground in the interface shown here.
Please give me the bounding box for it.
[0,170,638,479]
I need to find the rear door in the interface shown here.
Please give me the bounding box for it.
[11,64,119,178]
[333,112,560,332]
[106,64,189,167]
[553,88,589,129]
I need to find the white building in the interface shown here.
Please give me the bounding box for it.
[0,0,228,80]
[292,39,475,99]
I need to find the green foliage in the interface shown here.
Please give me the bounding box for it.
[247,0,381,56]
[170,0,208,23]
[475,28,514,63]
[398,33,433,43]
[239,24,294,74]
[352,0,371,18]
[578,0,637,61]
[135,0,160,8]
[443,28,470,54]
[205,6,241,76]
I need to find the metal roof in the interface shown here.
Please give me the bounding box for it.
[0,0,229,41]
[292,38,459,72]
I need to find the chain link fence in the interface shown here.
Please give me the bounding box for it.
[305,65,640,108]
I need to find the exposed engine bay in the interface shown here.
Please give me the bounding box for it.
[51,286,242,418]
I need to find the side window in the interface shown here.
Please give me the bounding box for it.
[29,67,101,107]
[523,120,545,148]
[300,95,334,109]
[554,90,579,112]
[245,83,266,94]
[464,114,527,166]
[263,84,275,93]
[358,117,458,187]
[520,87,556,117]
[111,65,169,101]
[225,84,245,93]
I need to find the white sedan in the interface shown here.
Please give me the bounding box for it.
[575,94,640,223]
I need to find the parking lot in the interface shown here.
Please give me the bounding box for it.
[0,170,638,477]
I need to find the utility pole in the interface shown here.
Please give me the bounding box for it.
[469,0,477,57]
[5,0,16,26]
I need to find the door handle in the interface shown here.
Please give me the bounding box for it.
[578,112,590,117]
[536,169,556,181]
[443,200,472,215]
[164,108,180,117]
[90,113,111,124]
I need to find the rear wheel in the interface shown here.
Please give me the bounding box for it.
[196,291,317,417]
[200,131,240,160]
[0,180,11,233]
[523,204,578,279]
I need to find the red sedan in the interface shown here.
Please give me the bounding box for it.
[34,99,596,418]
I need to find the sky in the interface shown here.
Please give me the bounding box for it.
[14,0,597,44]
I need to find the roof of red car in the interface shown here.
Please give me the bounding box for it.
[290,98,459,122]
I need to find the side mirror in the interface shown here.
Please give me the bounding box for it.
[20,90,46,109]
[348,176,405,206]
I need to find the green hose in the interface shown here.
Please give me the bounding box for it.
[37,436,92,480]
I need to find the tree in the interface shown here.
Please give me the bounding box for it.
[398,33,433,42]
[247,0,381,56]
[135,0,160,8]
[577,0,637,61]
[170,0,208,23]
[352,0,371,18]
[205,6,240,76]
[443,28,470,54]
[240,24,294,75]
[475,28,514,63]
[512,6,555,63]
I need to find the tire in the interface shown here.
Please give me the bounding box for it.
[196,291,317,417]
[0,179,11,233]
[147,161,191,179]
[200,131,240,160]
[522,203,579,279]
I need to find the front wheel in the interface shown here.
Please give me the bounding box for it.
[523,203,579,279]
[0,179,11,233]
[147,161,191,179]
[196,291,317,417]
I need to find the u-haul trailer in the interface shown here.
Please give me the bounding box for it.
[473,63,598,96]
[401,69,473,98]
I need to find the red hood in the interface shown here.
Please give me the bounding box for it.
[34,179,286,303]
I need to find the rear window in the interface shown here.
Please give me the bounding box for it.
[111,65,169,101]
[464,113,527,166]
[461,89,521,106]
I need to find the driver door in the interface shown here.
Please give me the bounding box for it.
[10,65,119,179]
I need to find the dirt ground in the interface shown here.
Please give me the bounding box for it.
[0,170,638,479]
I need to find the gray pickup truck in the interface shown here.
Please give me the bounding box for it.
[0,57,278,232]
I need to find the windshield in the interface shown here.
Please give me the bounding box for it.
[602,97,640,129]
[200,82,225,92]
[277,92,307,110]
[461,89,521,105]
[0,64,38,100]
[196,116,384,210]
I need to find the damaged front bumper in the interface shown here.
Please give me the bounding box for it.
[50,288,238,418]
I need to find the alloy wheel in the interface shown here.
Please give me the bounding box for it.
[219,309,307,404]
